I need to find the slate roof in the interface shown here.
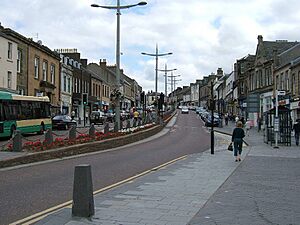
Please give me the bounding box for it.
[277,43,300,68]
[262,40,298,61]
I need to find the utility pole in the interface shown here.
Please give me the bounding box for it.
[157,64,177,99]
[210,81,215,155]
[168,73,181,109]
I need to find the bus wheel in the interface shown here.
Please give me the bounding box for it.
[10,125,16,138]
[38,123,45,135]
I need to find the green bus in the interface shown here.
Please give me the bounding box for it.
[0,90,52,138]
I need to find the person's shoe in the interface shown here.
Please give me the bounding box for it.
[238,158,241,161]
[235,159,238,162]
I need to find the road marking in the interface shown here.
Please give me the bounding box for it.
[10,155,187,225]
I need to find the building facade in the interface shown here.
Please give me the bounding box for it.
[0,30,17,92]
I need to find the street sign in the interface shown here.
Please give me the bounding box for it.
[277,90,286,96]
[274,117,279,132]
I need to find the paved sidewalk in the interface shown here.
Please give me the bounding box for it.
[36,134,240,225]
[16,117,300,224]
[188,121,300,225]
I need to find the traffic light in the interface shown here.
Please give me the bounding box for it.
[158,93,164,110]
[82,93,88,105]
[140,91,145,103]
[160,92,164,103]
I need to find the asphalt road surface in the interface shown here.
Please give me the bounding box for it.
[0,110,210,225]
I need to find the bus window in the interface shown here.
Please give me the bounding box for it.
[32,102,41,119]
[3,101,20,121]
[20,101,33,119]
[41,102,51,118]
[0,102,3,121]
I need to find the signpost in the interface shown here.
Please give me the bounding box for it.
[274,90,286,148]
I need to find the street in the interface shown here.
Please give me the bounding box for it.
[0,110,210,225]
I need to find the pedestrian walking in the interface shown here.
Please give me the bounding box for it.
[292,119,300,146]
[133,109,139,124]
[235,115,239,123]
[231,121,245,162]
[245,119,251,136]
[225,113,229,126]
[71,110,75,120]
[257,117,262,132]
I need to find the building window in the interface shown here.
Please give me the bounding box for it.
[42,61,48,81]
[50,64,55,84]
[292,73,296,95]
[63,75,67,92]
[67,77,71,93]
[280,72,284,90]
[74,78,77,93]
[285,70,289,91]
[17,49,22,73]
[34,57,39,79]
[298,72,300,95]
[19,88,25,95]
[8,42,12,59]
[7,71,12,88]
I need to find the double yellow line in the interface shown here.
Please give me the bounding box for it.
[10,155,187,225]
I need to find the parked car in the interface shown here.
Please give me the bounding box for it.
[181,106,189,114]
[120,110,130,120]
[52,115,77,130]
[205,115,220,127]
[90,111,107,125]
[105,110,115,123]
[195,107,204,114]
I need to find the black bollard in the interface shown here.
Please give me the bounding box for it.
[69,126,76,141]
[127,119,131,129]
[104,122,109,134]
[44,129,53,145]
[12,130,22,152]
[114,122,118,133]
[89,124,95,138]
[72,164,94,218]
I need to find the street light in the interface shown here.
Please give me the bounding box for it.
[142,44,172,119]
[91,1,147,130]
[157,64,177,98]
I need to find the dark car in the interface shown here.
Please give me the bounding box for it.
[205,116,220,127]
[105,110,115,123]
[52,115,77,130]
[90,111,107,125]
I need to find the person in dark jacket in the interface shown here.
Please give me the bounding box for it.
[231,121,245,162]
[292,119,300,146]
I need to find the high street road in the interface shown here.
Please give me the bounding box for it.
[0,110,210,225]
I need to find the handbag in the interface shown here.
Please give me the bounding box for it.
[227,142,233,151]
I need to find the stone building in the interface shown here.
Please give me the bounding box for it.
[0,29,17,92]
[249,35,298,124]
[273,43,300,122]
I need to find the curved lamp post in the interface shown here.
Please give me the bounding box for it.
[91,1,147,130]
[142,45,172,115]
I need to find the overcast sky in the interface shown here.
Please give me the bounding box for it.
[1,0,300,93]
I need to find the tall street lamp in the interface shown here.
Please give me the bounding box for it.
[141,44,172,115]
[91,1,147,130]
[157,64,177,98]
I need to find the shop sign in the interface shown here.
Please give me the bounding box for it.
[278,99,289,106]
[290,101,300,110]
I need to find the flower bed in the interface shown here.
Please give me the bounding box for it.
[0,111,176,168]
[18,123,156,152]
